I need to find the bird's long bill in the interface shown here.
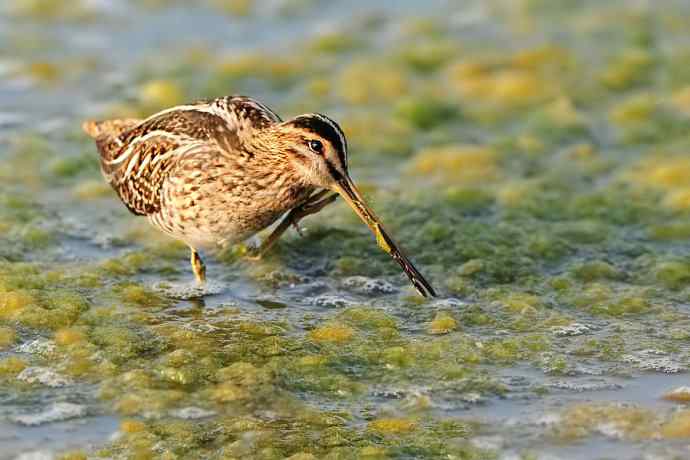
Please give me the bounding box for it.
[333,176,437,298]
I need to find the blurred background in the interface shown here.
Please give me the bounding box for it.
[2,0,690,459]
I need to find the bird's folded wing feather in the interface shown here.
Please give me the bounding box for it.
[83,96,282,216]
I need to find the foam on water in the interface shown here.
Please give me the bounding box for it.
[11,403,87,427]
[16,340,56,357]
[16,367,72,388]
[342,276,397,295]
[169,406,216,420]
[153,279,226,299]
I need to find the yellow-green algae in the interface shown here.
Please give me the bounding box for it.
[7,0,97,22]
[428,311,458,335]
[552,403,690,442]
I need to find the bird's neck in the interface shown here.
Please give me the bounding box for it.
[239,129,308,188]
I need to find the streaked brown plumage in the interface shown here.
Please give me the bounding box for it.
[83,95,436,297]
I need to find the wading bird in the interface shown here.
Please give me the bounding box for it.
[83,96,436,297]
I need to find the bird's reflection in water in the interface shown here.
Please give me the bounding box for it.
[162,297,207,322]
[188,296,207,311]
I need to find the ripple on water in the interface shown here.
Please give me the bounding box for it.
[153,280,226,299]
[10,402,86,427]
[342,276,397,295]
[547,379,625,393]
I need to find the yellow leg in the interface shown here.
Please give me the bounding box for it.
[190,248,206,283]
[246,190,338,261]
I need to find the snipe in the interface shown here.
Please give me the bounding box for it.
[83,95,436,297]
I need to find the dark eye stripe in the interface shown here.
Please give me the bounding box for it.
[324,159,343,181]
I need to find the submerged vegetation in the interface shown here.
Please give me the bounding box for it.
[2,0,690,458]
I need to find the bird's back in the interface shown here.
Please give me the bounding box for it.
[82,96,283,217]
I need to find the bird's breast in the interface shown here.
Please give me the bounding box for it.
[152,161,313,250]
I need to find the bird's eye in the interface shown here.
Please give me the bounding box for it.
[308,139,324,154]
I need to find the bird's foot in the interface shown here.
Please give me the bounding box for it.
[190,248,207,283]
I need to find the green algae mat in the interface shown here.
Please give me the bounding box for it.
[2,0,690,459]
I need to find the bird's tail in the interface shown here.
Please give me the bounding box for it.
[82,118,142,140]
[81,120,101,138]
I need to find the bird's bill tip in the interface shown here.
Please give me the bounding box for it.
[332,176,437,298]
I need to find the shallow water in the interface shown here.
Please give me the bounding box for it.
[3,0,690,459]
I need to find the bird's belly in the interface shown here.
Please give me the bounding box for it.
[150,183,313,251]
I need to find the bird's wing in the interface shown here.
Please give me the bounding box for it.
[217,95,282,127]
[84,96,281,216]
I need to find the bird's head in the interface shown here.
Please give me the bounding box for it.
[275,113,437,298]
[276,113,349,189]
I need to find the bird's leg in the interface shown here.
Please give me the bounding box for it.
[246,190,338,260]
[190,248,206,283]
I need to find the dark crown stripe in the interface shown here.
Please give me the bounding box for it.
[291,114,347,166]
